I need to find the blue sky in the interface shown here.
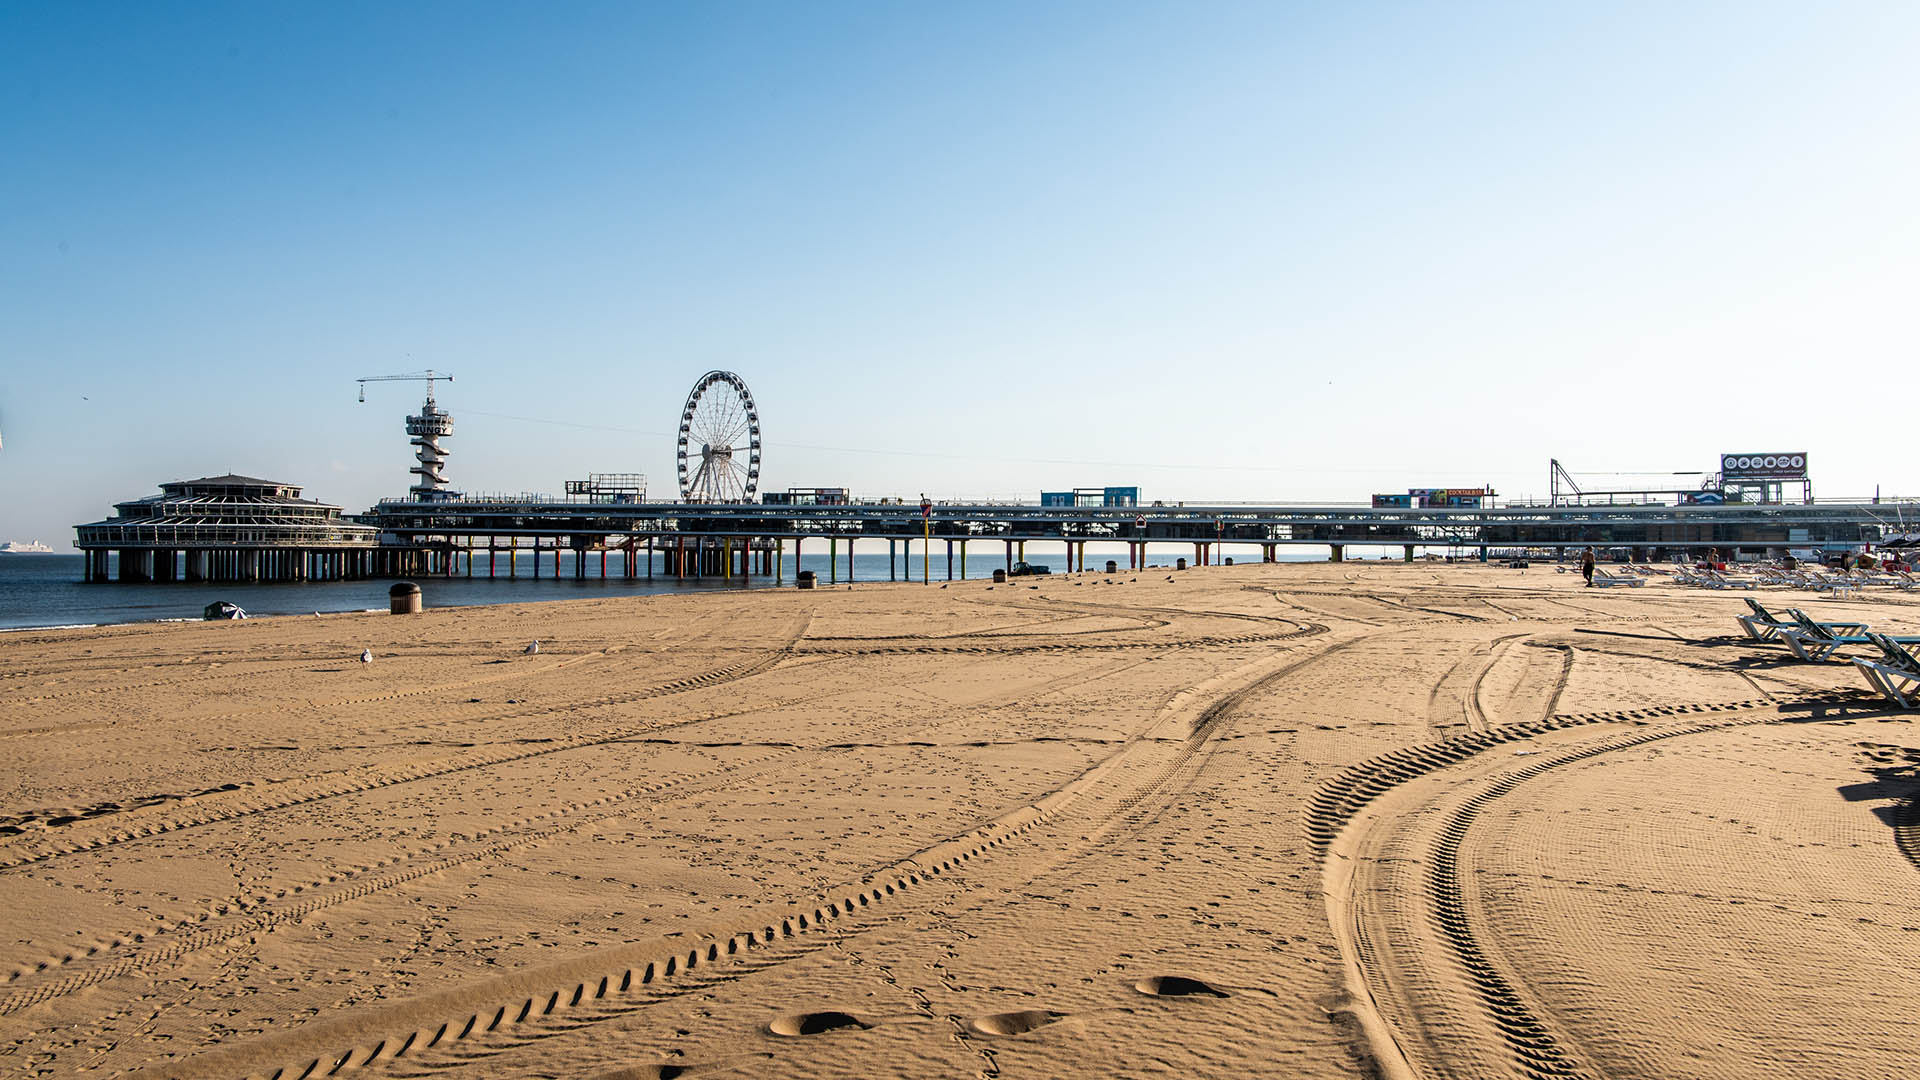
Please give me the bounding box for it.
[4,1,1916,546]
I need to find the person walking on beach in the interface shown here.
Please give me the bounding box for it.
[1581,547,1596,586]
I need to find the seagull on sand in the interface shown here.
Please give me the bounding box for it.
[360,648,373,664]
[525,640,540,655]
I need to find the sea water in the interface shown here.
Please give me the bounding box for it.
[0,549,1322,631]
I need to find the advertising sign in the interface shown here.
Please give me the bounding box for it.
[1721,453,1807,480]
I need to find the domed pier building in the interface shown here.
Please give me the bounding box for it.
[74,474,380,583]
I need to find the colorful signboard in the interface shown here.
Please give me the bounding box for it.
[1721,453,1807,480]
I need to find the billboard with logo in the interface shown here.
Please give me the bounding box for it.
[1721,453,1807,480]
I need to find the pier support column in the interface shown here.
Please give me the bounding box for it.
[959,539,966,580]
[889,539,896,581]
[1404,545,1415,563]
[1330,545,1344,563]
[947,540,953,581]
[1005,540,1013,572]
[829,539,837,583]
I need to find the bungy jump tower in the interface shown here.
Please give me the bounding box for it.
[406,398,454,500]
[357,370,457,501]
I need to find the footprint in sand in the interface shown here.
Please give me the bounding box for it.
[768,1011,872,1036]
[1133,975,1232,998]
[966,1009,1070,1036]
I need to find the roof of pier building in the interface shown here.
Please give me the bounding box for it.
[159,474,308,500]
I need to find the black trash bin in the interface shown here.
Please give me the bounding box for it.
[389,581,422,614]
[796,570,816,590]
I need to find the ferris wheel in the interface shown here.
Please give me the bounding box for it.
[676,370,762,503]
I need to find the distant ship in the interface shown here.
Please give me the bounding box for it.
[0,540,54,553]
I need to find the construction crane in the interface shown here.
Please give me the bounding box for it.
[356,369,452,403]
[1549,459,1582,506]
[357,370,457,501]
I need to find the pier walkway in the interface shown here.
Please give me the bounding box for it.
[353,497,1900,580]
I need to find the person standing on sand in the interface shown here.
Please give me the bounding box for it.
[1581,547,1596,586]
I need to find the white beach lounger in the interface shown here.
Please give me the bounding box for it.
[1853,633,1920,709]
[1737,598,1864,642]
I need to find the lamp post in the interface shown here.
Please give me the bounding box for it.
[920,494,932,584]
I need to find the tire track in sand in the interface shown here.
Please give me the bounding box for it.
[0,645,801,872]
[122,630,1364,1080]
[0,739,821,1014]
[1320,695,1889,1080]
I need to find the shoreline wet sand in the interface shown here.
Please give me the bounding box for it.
[2,563,1915,1079]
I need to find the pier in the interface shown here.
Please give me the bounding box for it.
[352,495,1900,582]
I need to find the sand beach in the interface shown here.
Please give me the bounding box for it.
[2,562,1916,1079]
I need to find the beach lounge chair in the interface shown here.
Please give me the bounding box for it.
[1802,569,1861,597]
[1704,568,1757,590]
[1590,569,1645,588]
[1672,566,1713,588]
[1737,598,1864,642]
[1778,609,1920,663]
[1853,633,1920,708]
